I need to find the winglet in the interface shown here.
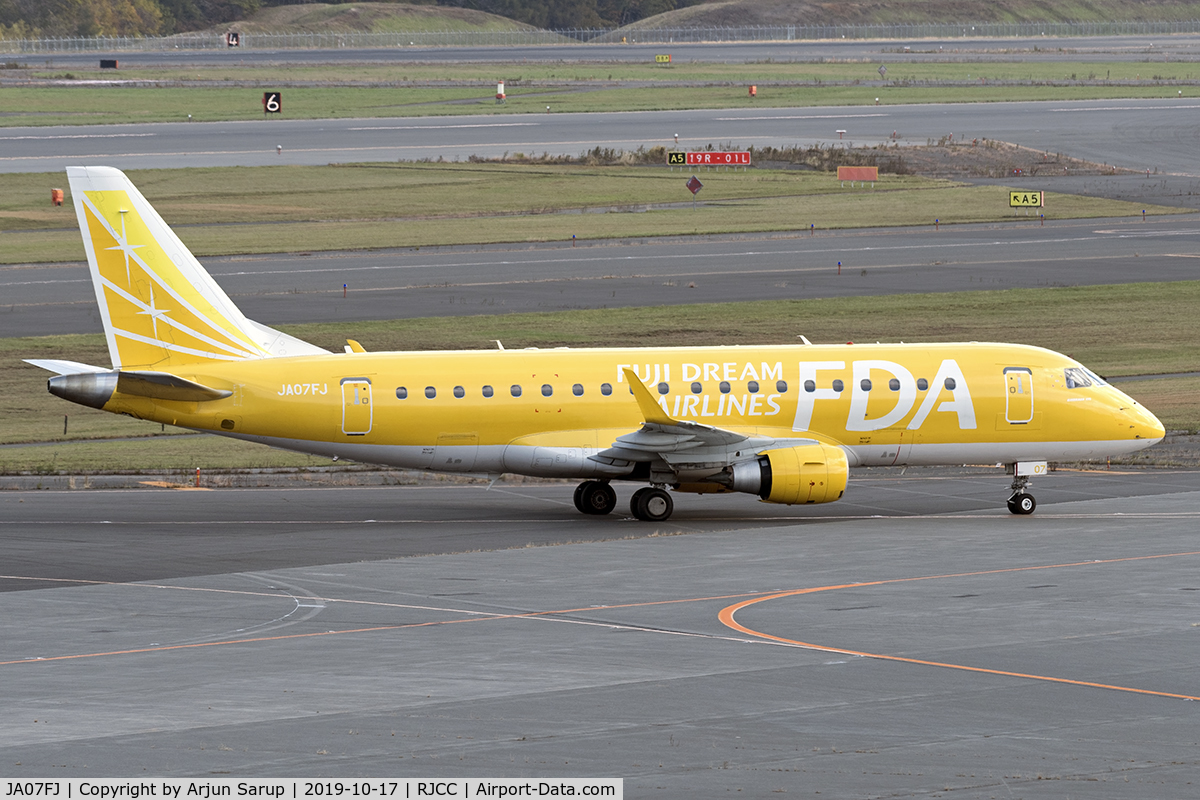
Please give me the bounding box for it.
[622,368,674,425]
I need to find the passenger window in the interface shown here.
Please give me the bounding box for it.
[657,382,669,395]
[453,385,465,398]
[747,380,759,393]
[482,385,494,398]
[719,381,731,394]
[888,378,900,391]
[860,379,872,391]
[832,379,844,393]
[541,384,553,397]
[803,379,816,392]
[777,380,788,393]
[917,378,928,391]
[424,386,436,399]
[944,377,957,390]
[572,383,584,396]
[601,383,612,396]
[511,384,522,397]
[396,387,407,399]
[691,382,702,394]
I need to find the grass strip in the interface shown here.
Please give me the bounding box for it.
[1,164,1177,263]
[1,435,330,475]
[1,82,1198,126]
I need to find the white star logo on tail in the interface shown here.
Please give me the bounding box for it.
[135,285,171,339]
[104,210,144,286]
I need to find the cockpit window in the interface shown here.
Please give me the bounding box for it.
[1064,367,1107,389]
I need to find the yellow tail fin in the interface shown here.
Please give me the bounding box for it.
[67,166,326,369]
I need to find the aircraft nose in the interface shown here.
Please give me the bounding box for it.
[1131,403,1166,443]
[1147,409,1166,442]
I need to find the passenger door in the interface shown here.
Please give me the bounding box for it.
[1004,367,1034,424]
[341,377,373,435]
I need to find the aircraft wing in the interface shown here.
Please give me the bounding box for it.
[589,368,818,481]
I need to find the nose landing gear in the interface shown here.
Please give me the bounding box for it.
[573,480,616,515]
[1007,492,1036,515]
[1007,474,1036,515]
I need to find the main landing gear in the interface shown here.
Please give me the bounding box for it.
[571,481,675,522]
[630,486,674,522]
[1007,475,1036,515]
[573,480,617,515]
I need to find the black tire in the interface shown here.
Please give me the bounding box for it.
[631,487,674,522]
[576,481,616,515]
[1007,493,1036,515]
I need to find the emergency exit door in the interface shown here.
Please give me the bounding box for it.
[1004,367,1033,424]
[341,377,372,435]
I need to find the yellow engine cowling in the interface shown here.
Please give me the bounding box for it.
[760,443,848,505]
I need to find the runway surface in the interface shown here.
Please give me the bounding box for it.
[27,34,1200,68]
[2,468,1199,791]
[6,214,1200,338]
[6,97,1200,174]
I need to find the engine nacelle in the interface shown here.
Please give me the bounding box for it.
[728,443,848,505]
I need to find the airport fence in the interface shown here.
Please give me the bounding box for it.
[5,20,1200,54]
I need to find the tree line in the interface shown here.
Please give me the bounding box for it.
[0,0,700,38]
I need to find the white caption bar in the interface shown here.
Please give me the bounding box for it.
[1,781,622,800]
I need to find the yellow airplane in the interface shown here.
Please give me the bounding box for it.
[27,167,1165,521]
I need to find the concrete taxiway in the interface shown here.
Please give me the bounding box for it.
[2,468,1200,792]
[6,214,1199,337]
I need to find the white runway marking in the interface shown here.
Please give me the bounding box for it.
[0,132,156,141]
[348,123,540,130]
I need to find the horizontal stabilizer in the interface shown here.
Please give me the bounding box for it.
[23,359,107,376]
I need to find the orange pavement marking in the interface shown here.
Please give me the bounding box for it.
[0,574,773,668]
[8,550,1200,696]
[719,551,1200,702]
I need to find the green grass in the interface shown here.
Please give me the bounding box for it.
[2,79,1199,127]
[1,436,332,474]
[5,281,1200,472]
[635,0,1200,27]
[1113,376,1200,435]
[238,2,531,34]
[1,164,1177,263]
